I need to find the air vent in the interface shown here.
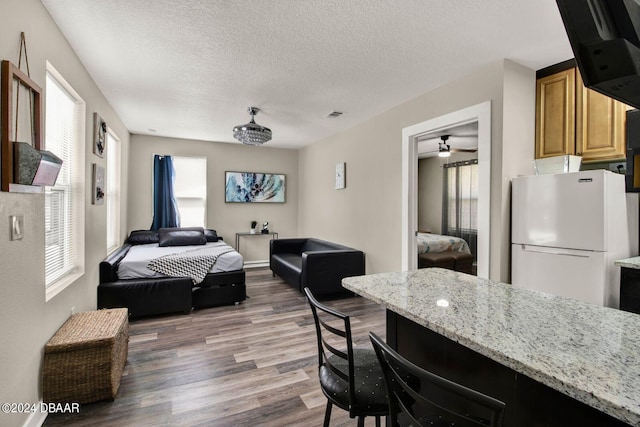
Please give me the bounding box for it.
[326,111,344,118]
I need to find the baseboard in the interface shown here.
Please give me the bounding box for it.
[243,260,269,269]
[22,400,47,427]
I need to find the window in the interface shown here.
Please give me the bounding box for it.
[172,156,207,227]
[106,129,121,252]
[443,159,478,260]
[44,63,85,300]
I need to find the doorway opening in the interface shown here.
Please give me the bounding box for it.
[417,122,479,274]
[402,101,491,279]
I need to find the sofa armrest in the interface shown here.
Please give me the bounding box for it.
[270,238,308,256]
[99,243,132,284]
[301,250,365,295]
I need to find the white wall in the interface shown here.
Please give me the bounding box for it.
[418,156,444,234]
[127,135,298,262]
[0,1,130,426]
[299,60,535,280]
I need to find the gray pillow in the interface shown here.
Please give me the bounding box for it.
[158,227,207,247]
[127,230,160,245]
[204,229,220,242]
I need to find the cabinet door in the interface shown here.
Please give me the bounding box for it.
[576,71,627,162]
[535,69,576,159]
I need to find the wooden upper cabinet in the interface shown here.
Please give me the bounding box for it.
[535,66,627,162]
[575,72,627,162]
[535,68,576,158]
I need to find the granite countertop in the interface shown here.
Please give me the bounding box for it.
[343,268,640,426]
[615,256,640,270]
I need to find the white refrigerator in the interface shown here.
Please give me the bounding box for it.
[511,170,639,308]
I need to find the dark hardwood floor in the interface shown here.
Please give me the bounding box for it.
[45,268,386,426]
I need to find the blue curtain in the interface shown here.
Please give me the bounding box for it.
[150,155,180,230]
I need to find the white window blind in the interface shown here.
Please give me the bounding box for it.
[445,161,478,233]
[106,129,121,252]
[45,64,85,296]
[172,156,207,227]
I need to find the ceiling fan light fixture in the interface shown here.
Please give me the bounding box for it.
[233,107,272,146]
[438,136,451,157]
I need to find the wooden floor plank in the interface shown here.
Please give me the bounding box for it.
[44,268,386,426]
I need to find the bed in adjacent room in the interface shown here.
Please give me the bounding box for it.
[416,232,471,254]
[416,232,474,274]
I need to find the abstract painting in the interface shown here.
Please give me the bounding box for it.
[225,171,285,203]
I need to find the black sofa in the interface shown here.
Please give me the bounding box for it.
[98,228,246,318]
[270,238,365,295]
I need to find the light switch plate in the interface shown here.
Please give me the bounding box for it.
[10,215,23,241]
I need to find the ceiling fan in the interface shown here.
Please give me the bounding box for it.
[435,135,477,158]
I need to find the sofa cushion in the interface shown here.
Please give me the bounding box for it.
[158,227,207,247]
[271,253,303,290]
[272,253,303,274]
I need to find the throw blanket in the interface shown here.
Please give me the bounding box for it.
[147,244,235,284]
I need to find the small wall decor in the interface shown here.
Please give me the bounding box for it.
[335,162,346,189]
[92,163,105,205]
[93,113,106,157]
[1,61,43,191]
[225,171,285,203]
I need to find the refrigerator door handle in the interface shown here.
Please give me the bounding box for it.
[520,245,591,258]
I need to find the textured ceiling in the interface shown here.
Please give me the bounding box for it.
[40,0,573,149]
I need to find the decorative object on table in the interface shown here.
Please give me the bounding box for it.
[92,163,105,205]
[261,221,269,234]
[225,171,285,203]
[250,221,257,234]
[335,162,346,189]
[93,113,107,157]
[233,106,272,146]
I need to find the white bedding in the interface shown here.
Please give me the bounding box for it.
[416,233,471,254]
[118,241,244,280]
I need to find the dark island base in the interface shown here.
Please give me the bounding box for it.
[386,310,630,427]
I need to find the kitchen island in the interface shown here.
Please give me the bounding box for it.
[343,268,640,427]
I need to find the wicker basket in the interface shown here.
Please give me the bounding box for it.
[42,308,129,404]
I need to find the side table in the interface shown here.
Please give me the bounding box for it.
[235,231,279,254]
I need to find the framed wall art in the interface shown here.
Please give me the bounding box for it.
[92,163,105,205]
[225,171,285,203]
[93,112,106,157]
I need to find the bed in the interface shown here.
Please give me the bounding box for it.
[98,227,246,318]
[416,232,471,254]
[416,232,473,274]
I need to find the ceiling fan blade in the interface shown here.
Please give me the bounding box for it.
[418,135,478,144]
[450,148,477,153]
